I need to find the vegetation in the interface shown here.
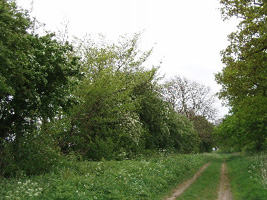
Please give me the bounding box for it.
[0,154,207,200]
[227,153,267,199]
[178,161,222,200]
[2,152,266,200]
[215,0,267,151]
[162,75,217,121]
[0,0,216,178]
[191,116,215,153]
[0,0,80,177]
[0,0,81,140]
[1,0,267,199]
[162,76,216,152]
[171,153,267,200]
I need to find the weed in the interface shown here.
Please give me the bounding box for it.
[228,154,267,200]
[4,180,43,199]
[0,154,208,200]
[252,153,267,189]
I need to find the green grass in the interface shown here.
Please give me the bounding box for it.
[3,153,265,200]
[227,153,267,200]
[0,154,208,200]
[178,161,222,200]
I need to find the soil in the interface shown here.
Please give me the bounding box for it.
[217,162,233,200]
[162,162,211,200]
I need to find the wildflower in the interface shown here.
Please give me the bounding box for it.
[34,192,39,196]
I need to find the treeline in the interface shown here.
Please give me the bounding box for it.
[0,0,216,177]
[214,0,267,152]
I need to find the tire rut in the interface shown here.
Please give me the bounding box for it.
[217,162,233,200]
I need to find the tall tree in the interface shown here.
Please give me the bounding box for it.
[61,35,201,159]
[190,115,215,152]
[216,0,267,105]
[215,0,267,150]
[0,0,81,141]
[65,34,159,159]
[162,75,217,121]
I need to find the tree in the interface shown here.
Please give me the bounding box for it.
[64,34,159,159]
[0,0,81,176]
[191,116,215,152]
[62,34,201,159]
[0,0,80,140]
[216,0,267,105]
[137,84,172,150]
[215,96,267,151]
[162,75,217,121]
[215,0,267,151]
[166,109,200,153]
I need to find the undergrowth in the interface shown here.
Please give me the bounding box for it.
[0,153,209,200]
[227,153,267,200]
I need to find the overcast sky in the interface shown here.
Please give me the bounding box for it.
[16,0,239,118]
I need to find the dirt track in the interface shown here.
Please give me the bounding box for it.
[163,162,233,200]
[217,162,233,200]
[163,162,211,200]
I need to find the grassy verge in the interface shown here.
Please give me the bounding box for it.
[227,153,267,200]
[0,154,208,200]
[178,160,222,200]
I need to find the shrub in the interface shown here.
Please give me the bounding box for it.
[0,131,62,177]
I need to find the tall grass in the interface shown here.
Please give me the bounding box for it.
[254,153,267,189]
[227,153,267,200]
[0,154,209,200]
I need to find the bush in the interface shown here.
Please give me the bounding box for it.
[85,136,116,161]
[0,131,62,177]
[167,111,200,153]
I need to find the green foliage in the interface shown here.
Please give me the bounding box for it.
[66,34,201,160]
[0,154,207,200]
[215,96,267,151]
[0,0,81,177]
[191,116,215,152]
[0,131,62,177]
[68,35,153,159]
[214,114,239,151]
[161,76,216,153]
[0,0,204,177]
[0,0,81,140]
[215,0,267,151]
[216,0,267,105]
[138,87,171,150]
[235,96,267,151]
[250,153,267,189]
[227,153,267,199]
[166,110,200,153]
[0,0,28,97]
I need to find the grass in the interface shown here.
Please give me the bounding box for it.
[178,160,222,200]
[0,154,208,200]
[227,153,267,200]
[2,152,266,199]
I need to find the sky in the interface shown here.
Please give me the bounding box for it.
[16,0,239,118]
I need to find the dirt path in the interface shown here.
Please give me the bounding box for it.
[162,162,211,200]
[217,162,233,200]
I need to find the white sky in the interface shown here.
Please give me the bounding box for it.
[16,0,239,118]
